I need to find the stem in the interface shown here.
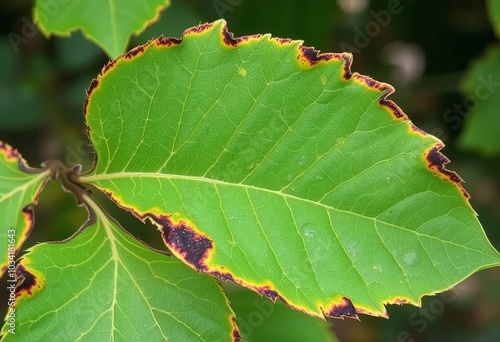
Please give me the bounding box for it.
[42,160,91,205]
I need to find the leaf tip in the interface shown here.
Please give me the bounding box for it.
[135,1,172,37]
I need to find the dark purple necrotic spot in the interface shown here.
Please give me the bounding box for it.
[427,145,448,166]
[275,38,292,45]
[231,317,242,342]
[156,36,181,46]
[210,270,236,283]
[185,22,213,35]
[153,215,213,270]
[0,142,15,159]
[298,46,334,66]
[260,288,280,302]
[222,27,239,46]
[325,297,358,319]
[124,45,146,59]
[15,264,37,297]
[426,146,466,197]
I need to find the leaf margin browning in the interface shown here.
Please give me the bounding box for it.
[0,141,50,278]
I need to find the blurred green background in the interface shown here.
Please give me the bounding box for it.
[1,0,499,341]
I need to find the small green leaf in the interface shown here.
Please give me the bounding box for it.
[488,0,500,39]
[226,286,337,342]
[81,20,500,319]
[33,0,170,59]
[459,46,500,155]
[1,196,238,341]
[0,142,49,279]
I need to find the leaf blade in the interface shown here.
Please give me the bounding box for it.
[34,0,170,58]
[1,196,238,341]
[488,0,500,39]
[82,20,500,318]
[459,45,500,155]
[0,142,49,279]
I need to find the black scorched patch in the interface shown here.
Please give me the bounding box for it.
[15,264,41,297]
[323,296,358,319]
[153,215,213,271]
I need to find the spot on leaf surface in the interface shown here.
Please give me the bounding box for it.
[152,214,213,270]
[231,317,241,342]
[425,145,469,199]
[15,264,44,299]
[323,297,358,319]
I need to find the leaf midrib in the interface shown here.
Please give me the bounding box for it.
[80,171,495,258]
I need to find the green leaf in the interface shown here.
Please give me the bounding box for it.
[81,20,500,319]
[0,142,49,279]
[1,195,238,341]
[226,286,337,342]
[459,46,500,155]
[488,0,500,39]
[33,0,171,59]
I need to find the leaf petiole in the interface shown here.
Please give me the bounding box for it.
[41,160,90,205]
